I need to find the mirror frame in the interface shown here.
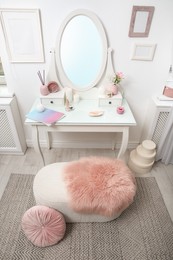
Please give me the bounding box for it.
[55,9,108,91]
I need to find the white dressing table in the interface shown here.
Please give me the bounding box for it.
[25,98,136,165]
[25,9,136,165]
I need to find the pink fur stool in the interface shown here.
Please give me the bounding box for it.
[33,158,136,223]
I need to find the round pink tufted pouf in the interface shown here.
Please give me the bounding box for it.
[21,205,66,247]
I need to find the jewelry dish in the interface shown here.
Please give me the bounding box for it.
[89,111,104,117]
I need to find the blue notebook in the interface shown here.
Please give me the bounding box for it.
[26,108,65,126]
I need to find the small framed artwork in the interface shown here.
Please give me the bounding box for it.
[0,9,44,63]
[131,43,157,61]
[129,6,155,37]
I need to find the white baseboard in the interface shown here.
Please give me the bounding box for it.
[26,139,138,150]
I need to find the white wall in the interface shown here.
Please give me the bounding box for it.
[0,0,173,148]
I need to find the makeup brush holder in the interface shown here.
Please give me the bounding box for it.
[40,85,50,96]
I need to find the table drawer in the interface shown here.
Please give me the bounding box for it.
[41,97,64,107]
[99,97,122,107]
[40,90,65,107]
[98,92,122,107]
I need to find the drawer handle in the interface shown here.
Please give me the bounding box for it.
[50,101,54,104]
[109,101,112,104]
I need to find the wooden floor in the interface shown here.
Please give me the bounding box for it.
[0,147,173,221]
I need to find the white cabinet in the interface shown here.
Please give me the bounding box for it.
[0,96,27,154]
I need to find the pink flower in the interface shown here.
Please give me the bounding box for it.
[117,72,124,78]
[112,72,124,85]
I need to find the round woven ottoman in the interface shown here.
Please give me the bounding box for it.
[33,158,136,223]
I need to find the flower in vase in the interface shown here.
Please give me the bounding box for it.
[112,72,124,85]
[105,72,124,96]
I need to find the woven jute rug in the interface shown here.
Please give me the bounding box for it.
[0,174,173,260]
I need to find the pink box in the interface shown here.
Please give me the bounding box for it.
[163,86,173,98]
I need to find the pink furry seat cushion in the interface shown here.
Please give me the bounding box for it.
[21,205,66,247]
[63,157,136,217]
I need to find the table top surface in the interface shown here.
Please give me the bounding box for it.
[25,98,136,126]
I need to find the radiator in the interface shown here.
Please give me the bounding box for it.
[0,96,27,154]
[145,97,172,146]
[151,111,170,145]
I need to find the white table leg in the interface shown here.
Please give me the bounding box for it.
[117,127,129,158]
[32,126,45,166]
[111,140,115,150]
[45,131,51,149]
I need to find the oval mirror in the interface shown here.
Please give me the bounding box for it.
[55,9,107,91]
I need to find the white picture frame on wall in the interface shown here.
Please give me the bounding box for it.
[131,43,156,61]
[0,9,44,63]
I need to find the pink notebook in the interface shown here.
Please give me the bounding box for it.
[26,108,65,126]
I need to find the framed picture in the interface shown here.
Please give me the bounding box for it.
[129,6,155,37]
[131,43,156,61]
[0,9,44,63]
